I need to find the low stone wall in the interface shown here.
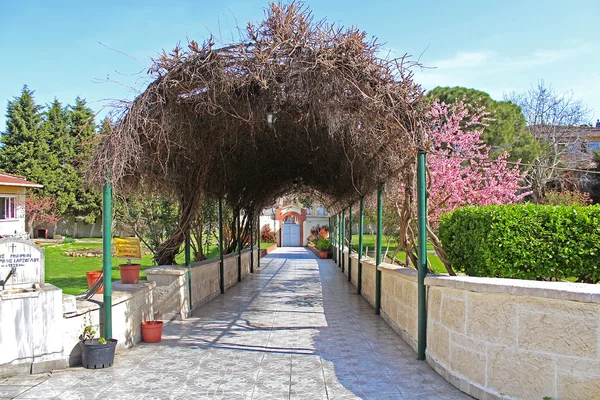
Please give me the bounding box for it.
[334,243,600,399]
[425,276,600,400]
[145,248,261,319]
[62,281,155,367]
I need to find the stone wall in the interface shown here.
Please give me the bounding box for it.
[425,276,600,399]
[62,281,155,368]
[145,249,261,319]
[334,243,600,399]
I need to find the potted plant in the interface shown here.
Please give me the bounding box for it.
[316,238,331,259]
[85,270,103,293]
[79,325,117,369]
[141,310,163,343]
[119,259,141,284]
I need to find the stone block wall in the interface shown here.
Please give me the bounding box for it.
[378,265,419,352]
[425,276,600,399]
[62,281,155,367]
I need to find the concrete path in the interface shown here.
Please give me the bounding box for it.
[1,247,470,400]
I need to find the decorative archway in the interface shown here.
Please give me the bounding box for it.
[276,208,307,246]
[91,2,426,265]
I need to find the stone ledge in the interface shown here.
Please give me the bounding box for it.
[73,281,156,315]
[146,265,188,276]
[377,263,418,282]
[425,275,600,304]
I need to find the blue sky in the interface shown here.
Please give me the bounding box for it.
[1,0,599,128]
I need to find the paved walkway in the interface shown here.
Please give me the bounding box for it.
[1,248,469,400]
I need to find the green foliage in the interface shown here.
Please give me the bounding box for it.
[0,86,101,224]
[115,195,180,262]
[439,204,600,283]
[63,236,75,244]
[316,238,331,251]
[541,190,591,206]
[427,86,542,165]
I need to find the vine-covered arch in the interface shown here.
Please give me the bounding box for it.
[91,1,427,264]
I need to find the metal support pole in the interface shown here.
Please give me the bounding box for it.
[237,211,242,282]
[337,214,342,266]
[341,209,345,273]
[250,211,254,273]
[257,215,261,270]
[333,215,338,263]
[358,197,364,295]
[375,183,383,315]
[348,205,352,282]
[218,198,224,294]
[102,180,112,339]
[417,151,428,360]
[185,232,192,311]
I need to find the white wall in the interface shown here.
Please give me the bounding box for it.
[0,187,26,237]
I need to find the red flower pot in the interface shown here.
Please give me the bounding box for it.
[119,264,141,284]
[319,250,328,259]
[142,320,163,343]
[86,270,103,294]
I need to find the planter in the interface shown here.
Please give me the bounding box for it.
[80,339,117,369]
[119,264,141,284]
[142,320,163,343]
[86,270,103,294]
[319,250,329,259]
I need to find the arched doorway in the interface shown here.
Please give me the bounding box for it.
[281,215,300,246]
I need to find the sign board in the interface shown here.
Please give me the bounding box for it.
[114,237,142,259]
[0,238,44,287]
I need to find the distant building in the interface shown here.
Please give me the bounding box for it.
[260,198,330,246]
[0,172,42,238]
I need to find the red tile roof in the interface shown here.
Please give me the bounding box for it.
[0,172,43,188]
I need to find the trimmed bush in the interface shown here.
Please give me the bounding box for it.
[438,204,600,283]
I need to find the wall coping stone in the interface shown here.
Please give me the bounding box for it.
[425,274,600,304]
[377,263,418,283]
[70,281,156,316]
[145,265,188,276]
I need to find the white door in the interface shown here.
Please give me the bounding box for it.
[282,223,301,247]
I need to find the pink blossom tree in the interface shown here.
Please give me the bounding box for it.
[393,100,529,274]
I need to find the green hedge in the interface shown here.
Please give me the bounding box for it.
[438,204,600,283]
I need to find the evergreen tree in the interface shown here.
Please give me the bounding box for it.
[68,98,101,224]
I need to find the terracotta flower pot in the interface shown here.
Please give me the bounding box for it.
[119,264,141,284]
[319,250,328,259]
[86,270,103,294]
[142,320,163,343]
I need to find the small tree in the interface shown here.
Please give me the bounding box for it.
[393,100,528,274]
[25,193,59,236]
[260,224,276,243]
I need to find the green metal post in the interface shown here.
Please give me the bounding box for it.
[337,214,342,265]
[375,183,383,315]
[257,215,260,270]
[348,205,352,282]
[185,232,192,311]
[417,151,428,360]
[218,198,224,294]
[333,215,338,263]
[357,197,364,295]
[237,211,242,282]
[341,209,345,273]
[250,212,254,273]
[102,180,112,339]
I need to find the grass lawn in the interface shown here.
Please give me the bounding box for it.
[347,234,446,274]
[45,239,275,295]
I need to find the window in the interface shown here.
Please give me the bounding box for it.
[304,207,312,216]
[0,197,16,220]
[587,141,600,153]
[316,204,327,216]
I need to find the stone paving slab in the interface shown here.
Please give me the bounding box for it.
[0,247,470,399]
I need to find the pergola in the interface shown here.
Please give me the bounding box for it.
[91,2,430,359]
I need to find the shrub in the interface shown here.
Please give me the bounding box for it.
[438,204,600,283]
[260,225,276,243]
[63,236,75,244]
[316,238,331,251]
